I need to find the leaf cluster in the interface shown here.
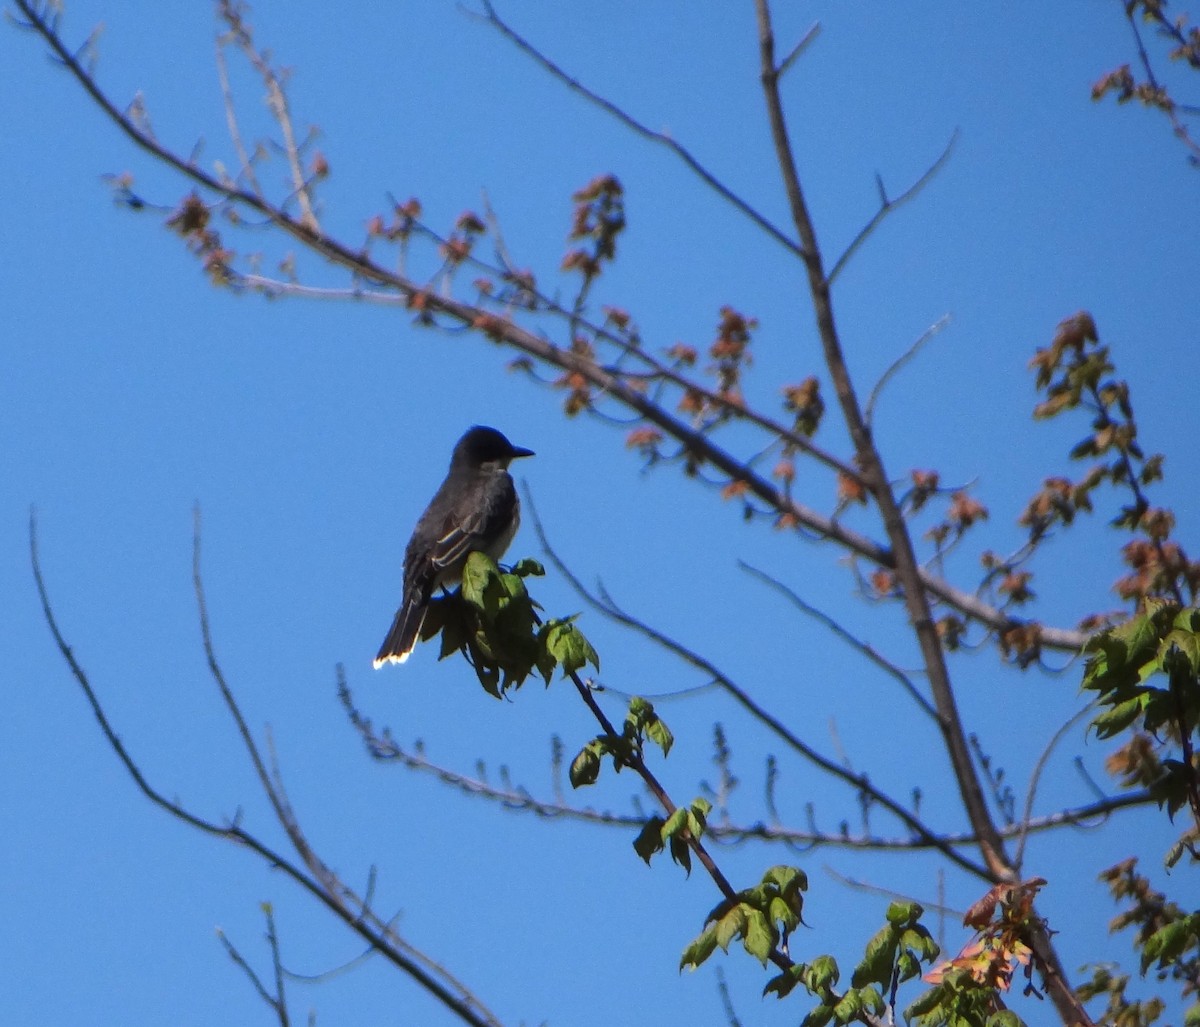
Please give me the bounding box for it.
[680,865,807,972]
[569,696,673,790]
[905,968,1026,1027]
[423,552,599,698]
[632,795,709,876]
[1092,857,1200,1025]
[907,879,1055,1026]
[1083,600,1200,846]
[760,902,939,1026]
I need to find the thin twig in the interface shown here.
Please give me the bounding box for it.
[777,22,821,79]
[822,865,964,920]
[9,0,1091,655]
[473,0,801,256]
[524,487,992,880]
[214,29,263,196]
[217,926,283,1019]
[341,687,1156,848]
[715,966,744,1027]
[864,314,952,427]
[827,130,959,286]
[219,0,320,232]
[1012,702,1098,872]
[29,509,503,1027]
[738,559,939,723]
[266,907,292,1027]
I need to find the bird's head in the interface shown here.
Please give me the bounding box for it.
[453,425,535,471]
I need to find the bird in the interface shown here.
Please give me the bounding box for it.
[374,425,534,668]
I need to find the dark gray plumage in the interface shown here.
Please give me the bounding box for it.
[374,425,534,668]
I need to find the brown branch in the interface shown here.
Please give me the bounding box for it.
[752,2,1093,1021]
[218,0,320,231]
[473,0,803,257]
[737,560,939,723]
[754,0,1004,881]
[29,509,504,1027]
[1012,703,1098,872]
[822,865,965,920]
[340,688,1156,850]
[864,314,952,427]
[1121,1,1200,164]
[827,130,959,287]
[213,30,262,196]
[525,489,993,880]
[9,0,1090,656]
[217,905,291,1027]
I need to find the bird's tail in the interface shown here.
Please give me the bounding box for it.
[373,593,427,668]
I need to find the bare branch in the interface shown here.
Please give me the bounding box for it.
[777,22,821,80]
[752,1,1092,1019]
[218,924,284,1023]
[217,905,292,1027]
[1012,702,1098,872]
[864,314,952,427]
[8,0,1090,655]
[29,509,504,1027]
[827,130,959,287]
[342,691,1163,851]
[823,864,964,920]
[473,0,801,257]
[218,0,320,232]
[715,966,744,1027]
[738,559,939,723]
[524,487,993,880]
[213,30,262,196]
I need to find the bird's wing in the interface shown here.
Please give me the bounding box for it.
[428,498,499,573]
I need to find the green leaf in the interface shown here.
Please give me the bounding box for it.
[742,908,776,965]
[857,985,885,1015]
[763,864,809,894]
[668,834,692,876]
[763,964,805,999]
[626,695,650,719]
[510,557,545,577]
[851,925,896,988]
[1141,914,1200,973]
[461,551,501,612]
[679,923,718,971]
[769,895,801,933]
[1161,627,1200,675]
[660,807,688,841]
[645,714,674,758]
[569,743,601,788]
[832,988,862,1021]
[544,618,600,676]
[886,900,923,926]
[1090,694,1145,738]
[986,1012,1026,1027]
[716,904,747,953]
[901,925,940,964]
[632,816,666,864]
[806,954,840,993]
[800,1005,835,1027]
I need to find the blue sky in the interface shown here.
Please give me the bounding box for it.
[3,3,1197,1025]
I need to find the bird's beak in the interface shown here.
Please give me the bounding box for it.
[510,445,535,459]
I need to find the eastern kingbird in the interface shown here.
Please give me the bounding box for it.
[374,425,534,668]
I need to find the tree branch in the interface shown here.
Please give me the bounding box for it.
[751,2,1093,1021]
[29,509,504,1027]
[8,0,1090,656]
[473,0,803,257]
